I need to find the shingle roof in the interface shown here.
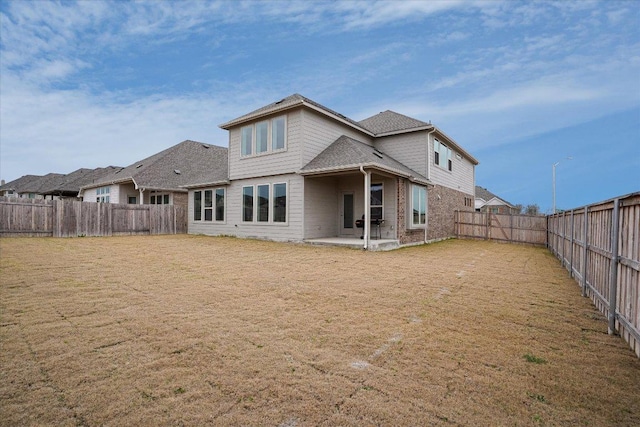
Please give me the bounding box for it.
[0,174,45,193]
[40,167,121,195]
[83,140,228,192]
[15,173,65,194]
[300,135,430,184]
[475,185,514,206]
[219,93,370,133]
[358,110,431,135]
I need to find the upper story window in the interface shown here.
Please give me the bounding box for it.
[434,139,452,171]
[240,115,287,158]
[96,186,110,203]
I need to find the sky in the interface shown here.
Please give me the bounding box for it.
[1,0,638,213]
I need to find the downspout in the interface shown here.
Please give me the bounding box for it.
[425,127,436,243]
[132,178,144,205]
[426,127,436,181]
[360,166,370,250]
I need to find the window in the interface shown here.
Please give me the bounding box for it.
[204,190,213,221]
[272,117,285,150]
[128,196,137,204]
[150,193,170,204]
[241,126,253,156]
[215,189,225,221]
[241,182,287,223]
[96,186,110,203]
[194,191,202,221]
[193,188,225,222]
[273,183,287,223]
[256,121,268,154]
[243,186,254,222]
[434,139,452,171]
[412,185,427,227]
[370,183,383,220]
[257,184,269,222]
[240,116,286,157]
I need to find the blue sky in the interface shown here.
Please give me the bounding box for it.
[1,0,638,213]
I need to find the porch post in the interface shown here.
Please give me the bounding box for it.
[364,170,371,249]
[139,188,144,204]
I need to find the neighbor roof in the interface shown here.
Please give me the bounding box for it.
[475,186,514,207]
[81,140,228,193]
[40,167,121,196]
[0,174,46,194]
[300,135,430,185]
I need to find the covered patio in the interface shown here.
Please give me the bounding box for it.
[304,236,400,251]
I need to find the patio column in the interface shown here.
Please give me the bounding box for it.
[139,188,144,204]
[363,169,371,249]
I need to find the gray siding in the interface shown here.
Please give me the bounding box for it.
[301,109,373,165]
[303,177,339,239]
[188,174,304,242]
[375,132,428,177]
[429,136,475,196]
[228,110,303,180]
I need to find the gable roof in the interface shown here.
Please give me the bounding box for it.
[300,135,430,185]
[358,110,431,135]
[475,186,514,207]
[219,93,372,135]
[81,140,228,193]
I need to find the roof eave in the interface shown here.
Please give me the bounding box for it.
[432,126,480,165]
[300,163,430,185]
[374,125,435,137]
[220,100,374,137]
[181,180,230,189]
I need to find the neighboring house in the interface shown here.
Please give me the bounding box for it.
[40,167,121,200]
[475,186,518,214]
[187,94,478,249]
[0,173,64,199]
[1,168,121,200]
[78,140,228,207]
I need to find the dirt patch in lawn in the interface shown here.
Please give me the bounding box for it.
[1,236,638,426]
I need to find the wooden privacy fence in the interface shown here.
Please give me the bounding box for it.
[455,211,547,246]
[0,197,187,237]
[548,192,640,357]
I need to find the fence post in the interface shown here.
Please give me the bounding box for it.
[569,210,575,277]
[581,205,589,297]
[560,211,565,267]
[608,198,620,335]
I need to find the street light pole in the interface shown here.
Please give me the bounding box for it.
[552,157,572,214]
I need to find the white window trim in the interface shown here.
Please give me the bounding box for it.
[410,184,427,228]
[239,115,287,158]
[193,188,226,223]
[150,192,171,205]
[370,182,384,221]
[241,182,288,225]
[434,138,453,172]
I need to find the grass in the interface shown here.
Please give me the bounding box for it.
[1,235,639,426]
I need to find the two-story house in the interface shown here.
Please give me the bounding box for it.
[186,94,478,250]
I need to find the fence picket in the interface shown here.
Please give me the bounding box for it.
[0,197,187,237]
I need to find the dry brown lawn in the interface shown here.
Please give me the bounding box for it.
[1,235,638,426]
